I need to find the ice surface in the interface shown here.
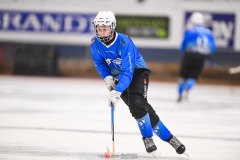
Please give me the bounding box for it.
[0,75,240,160]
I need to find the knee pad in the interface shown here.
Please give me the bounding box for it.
[128,96,148,119]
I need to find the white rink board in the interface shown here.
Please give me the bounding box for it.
[0,76,240,160]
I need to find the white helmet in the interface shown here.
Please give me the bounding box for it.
[93,11,116,43]
[190,12,205,26]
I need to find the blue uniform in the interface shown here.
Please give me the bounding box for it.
[90,32,149,93]
[180,26,216,55]
[90,32,171,142]
[90,12,186,153]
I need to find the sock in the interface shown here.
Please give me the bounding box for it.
[185,78,196,91]
[153,120,171,141]
[136,113,153,138]
[178,80,185,95]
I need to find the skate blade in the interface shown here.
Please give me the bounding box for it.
[149,151,157,158]
[183,152,189,156]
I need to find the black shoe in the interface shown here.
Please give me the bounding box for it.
[167,135,186,154]
[142,137,157,153]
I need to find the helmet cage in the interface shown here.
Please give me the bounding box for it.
[93,11,116,43]
[93,23,116,43]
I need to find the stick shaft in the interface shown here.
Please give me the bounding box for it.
[111,103,114,142]
[111,103,115,154]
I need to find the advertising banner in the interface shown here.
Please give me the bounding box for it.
[116,15,169,39]
[0,10,95,34]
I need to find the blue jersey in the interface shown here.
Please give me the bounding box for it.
[90,32,149,93]
[180,26,216,55]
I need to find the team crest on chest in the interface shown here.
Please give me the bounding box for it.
[113,58,122,65]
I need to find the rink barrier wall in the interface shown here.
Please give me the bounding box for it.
[0,42,240,85]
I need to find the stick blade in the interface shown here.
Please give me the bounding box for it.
[229,66,240,74]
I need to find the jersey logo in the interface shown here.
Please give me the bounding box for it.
[105,58,122,70]
[120,41,126,47]
[106,50,114,54]
[106,59,111,65]
[112,58,121,65]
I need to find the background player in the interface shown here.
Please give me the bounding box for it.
[177,12,216,102]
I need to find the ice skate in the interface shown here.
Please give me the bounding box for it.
[184,90,189,100]
[177,94,183,102]
[142,137,157,153]
[167,135,186,154]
